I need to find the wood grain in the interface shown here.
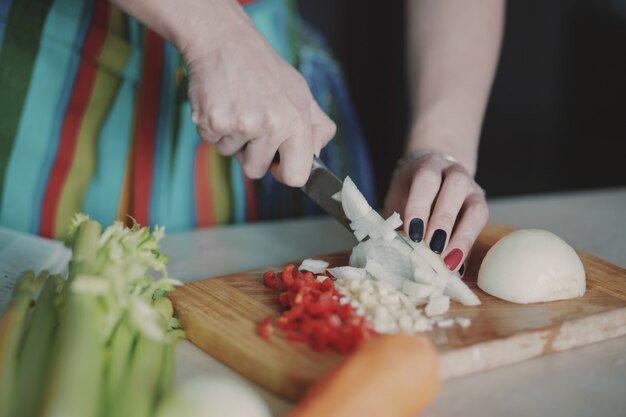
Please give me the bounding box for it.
[169,224,626,400]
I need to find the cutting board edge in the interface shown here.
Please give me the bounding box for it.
[439,305,626,380]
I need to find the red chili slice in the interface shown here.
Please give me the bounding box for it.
[281,264,295,287]
[305,302,328,316]
[259,265,374,352]
[258,316,274,340]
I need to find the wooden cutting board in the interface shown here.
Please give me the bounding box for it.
[169,224,626,401]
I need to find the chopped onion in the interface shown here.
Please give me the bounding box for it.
[455,317,471,328]
[365,259,406,290]
[350,239,414,279]
[444,275,481,306]
[425,295,450,317]
[335,174,480,332]
[341,177,373,222]
[298,258,329,274]
[327,266,366,281]
[402,281,434,301]
[436,318,455,328]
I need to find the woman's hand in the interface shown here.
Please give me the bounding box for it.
[112,0,336,186]
[384,152,489,273]
[182,12,336,186]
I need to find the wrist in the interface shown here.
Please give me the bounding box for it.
[110,0,245,54]
[407,112,480,176]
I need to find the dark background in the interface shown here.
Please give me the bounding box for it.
[298,0,626,204]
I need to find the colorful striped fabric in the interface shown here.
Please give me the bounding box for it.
[0,0,376,239]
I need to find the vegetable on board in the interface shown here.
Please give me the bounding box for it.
[0,214,185,417]
[258,263,374,352]
[287,333,440,417]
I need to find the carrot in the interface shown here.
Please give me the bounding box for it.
[287,333,440,417]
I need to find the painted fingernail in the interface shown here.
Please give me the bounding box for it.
[444,248,464,271]
[429,229,447,254]
[409,218,424,242]
[459,264,465,276]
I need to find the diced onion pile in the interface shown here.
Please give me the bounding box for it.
[331,177,479,334]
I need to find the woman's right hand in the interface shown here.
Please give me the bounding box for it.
[114,0,337,186]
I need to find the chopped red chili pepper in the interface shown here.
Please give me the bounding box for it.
[262,271,280,290]
[257,263,374,353]
[281,264,295,287]
[258,315,274,340]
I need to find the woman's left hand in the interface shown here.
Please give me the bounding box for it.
[383,152,489,273]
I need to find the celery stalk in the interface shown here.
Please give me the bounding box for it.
[105,315,136,415]
[158,329,185,401]
[43,291,106,417]
[152,296,181,401]
[68,220,101,281]
[113,332,165,417]
[0,271,36,417]
[12,274,59,417]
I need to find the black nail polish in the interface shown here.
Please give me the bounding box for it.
[429,229,447,254]
[409,218,424,242]
[459,264,465,276]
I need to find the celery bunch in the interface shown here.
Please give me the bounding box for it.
[0,214,184,417]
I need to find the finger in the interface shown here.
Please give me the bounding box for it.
[309,101,336,156]
[196,123,222,144]
[230,108,266,139]
[240,136,279,179]
[214,135,247,156]
[441,192,489,271]
[271,133,314,187]
[425,167,471,254]
[195,106,230,144]
[403,163,443,244]
[459,251,471,277]
[383,173,409,218]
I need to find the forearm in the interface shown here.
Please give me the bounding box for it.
[406,0,504,175]
[109,0,251,52]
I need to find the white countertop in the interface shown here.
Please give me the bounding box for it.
[162,187,626,417]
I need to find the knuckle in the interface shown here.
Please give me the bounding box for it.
[413,167,441,190]
[445,170,470,189]
[262,111,279,132]
[196,126,218,144]
[466,201,489,223]
[233,114,255,135]
[207,109,229,133]
[432,211,455,226]
[285,110,303,130]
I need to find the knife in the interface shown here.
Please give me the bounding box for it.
[300,156,351,230]
[301,156,414,248]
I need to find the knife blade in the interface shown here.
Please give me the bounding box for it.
[300,156,351,231]
[301,156,414,248]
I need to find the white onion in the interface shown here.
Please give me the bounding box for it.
[477,229,586,304]
[298,258,329,274]
[327,266,366,281]
[445,275,481,306]
[425,295,450,317]
[341,176,372,221]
